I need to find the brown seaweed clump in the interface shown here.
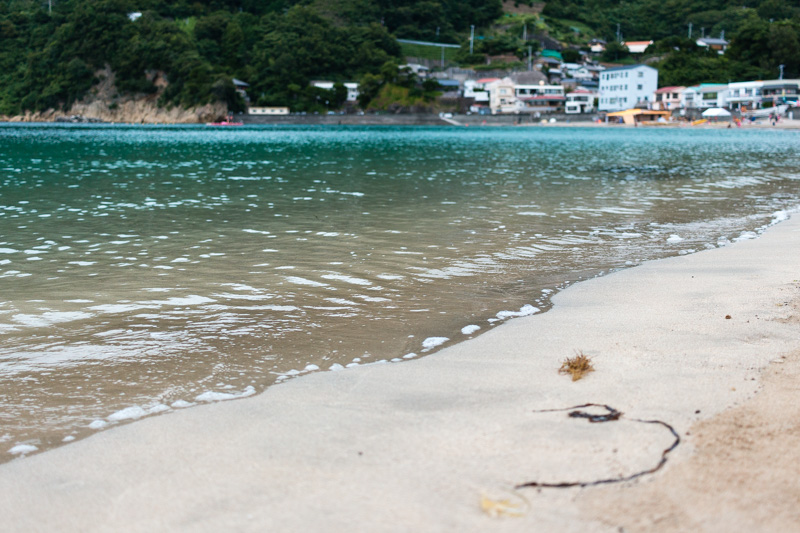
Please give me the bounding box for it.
[559,352,594,381]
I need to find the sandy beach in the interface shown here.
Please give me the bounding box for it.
[1,212,799,532]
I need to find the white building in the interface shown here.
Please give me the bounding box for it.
[311,81,360,102]
[761,79,800,107]
[563,64,594,80]
[249,107,289,115]
[401,63,430,78]
[598,65,658,112]
[514,83,565,113]
[726,81,763,111]
[652,86,685,111]
[565,90,597,114]
[463,80,491,103]
[681,84,728,110]
[589,39,606,53]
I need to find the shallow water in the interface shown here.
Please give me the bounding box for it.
[1,124,799,459]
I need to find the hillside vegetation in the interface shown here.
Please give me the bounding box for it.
[0,0,797,116]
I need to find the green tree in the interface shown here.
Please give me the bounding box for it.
[221,19,245,69]
[357,72,382,108]
[601,40,630,62]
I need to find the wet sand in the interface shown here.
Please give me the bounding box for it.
[1,214,799,532]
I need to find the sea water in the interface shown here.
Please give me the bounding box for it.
[1,123,798,459]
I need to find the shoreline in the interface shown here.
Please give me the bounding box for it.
[1,213,799,531]
[5,114,800,129]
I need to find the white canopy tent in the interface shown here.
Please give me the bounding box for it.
[702,107,732,119]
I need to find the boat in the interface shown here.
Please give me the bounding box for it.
[206,114,243,126]
[206,120,244,126]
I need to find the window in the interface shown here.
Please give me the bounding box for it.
[638,71,643,78]
[637,84,642,90]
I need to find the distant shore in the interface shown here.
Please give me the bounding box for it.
[4,111,800,129]
[239,112,800,129]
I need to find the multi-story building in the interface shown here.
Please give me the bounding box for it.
[762,80,800,107]
[514,83,566,113]
[565,90,597,114]
[681,83,728,110]
[726,79,799,110]
[598,65,658,112]
[487,78,517,114]
[726,81,763,111]
[652,86,685,110]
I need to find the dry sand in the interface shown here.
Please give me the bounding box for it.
[587,349,800,532]
[1,215,799,532]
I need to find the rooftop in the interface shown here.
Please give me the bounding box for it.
[655,86,685,93]
[697,37,729,46]
[604,64,657,73]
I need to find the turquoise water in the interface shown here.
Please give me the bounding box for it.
[1,124,799,458]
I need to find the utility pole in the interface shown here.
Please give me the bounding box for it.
[528,46,532,71]
[523,23,527,42]
[701,27,705,38]
[470,25,475,54]
[688,23,692,39]
[779,64,785,80]
[441,46,445,68]
[616,23,621,42]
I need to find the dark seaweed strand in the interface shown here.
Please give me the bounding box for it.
[515,403,681,490]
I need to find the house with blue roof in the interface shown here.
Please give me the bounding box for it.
[598,65,658,112]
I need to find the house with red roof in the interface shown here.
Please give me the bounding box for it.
[653,86,685,110]
[623,40,654,54]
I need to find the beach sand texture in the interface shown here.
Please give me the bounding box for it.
[1,215,799,532]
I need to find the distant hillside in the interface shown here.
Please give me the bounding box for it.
[0,0,797,118]
[0,0,505,117]
[537,0,800,85]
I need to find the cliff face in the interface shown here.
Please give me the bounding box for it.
[2,67,228,124]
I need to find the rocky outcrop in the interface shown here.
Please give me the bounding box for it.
[1,67,228,124]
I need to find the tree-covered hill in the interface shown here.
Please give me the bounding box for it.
[0,0,503,115]
[0,0,798,117]
[540,0,800,85]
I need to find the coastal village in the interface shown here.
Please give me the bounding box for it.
[245,38,799,126]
